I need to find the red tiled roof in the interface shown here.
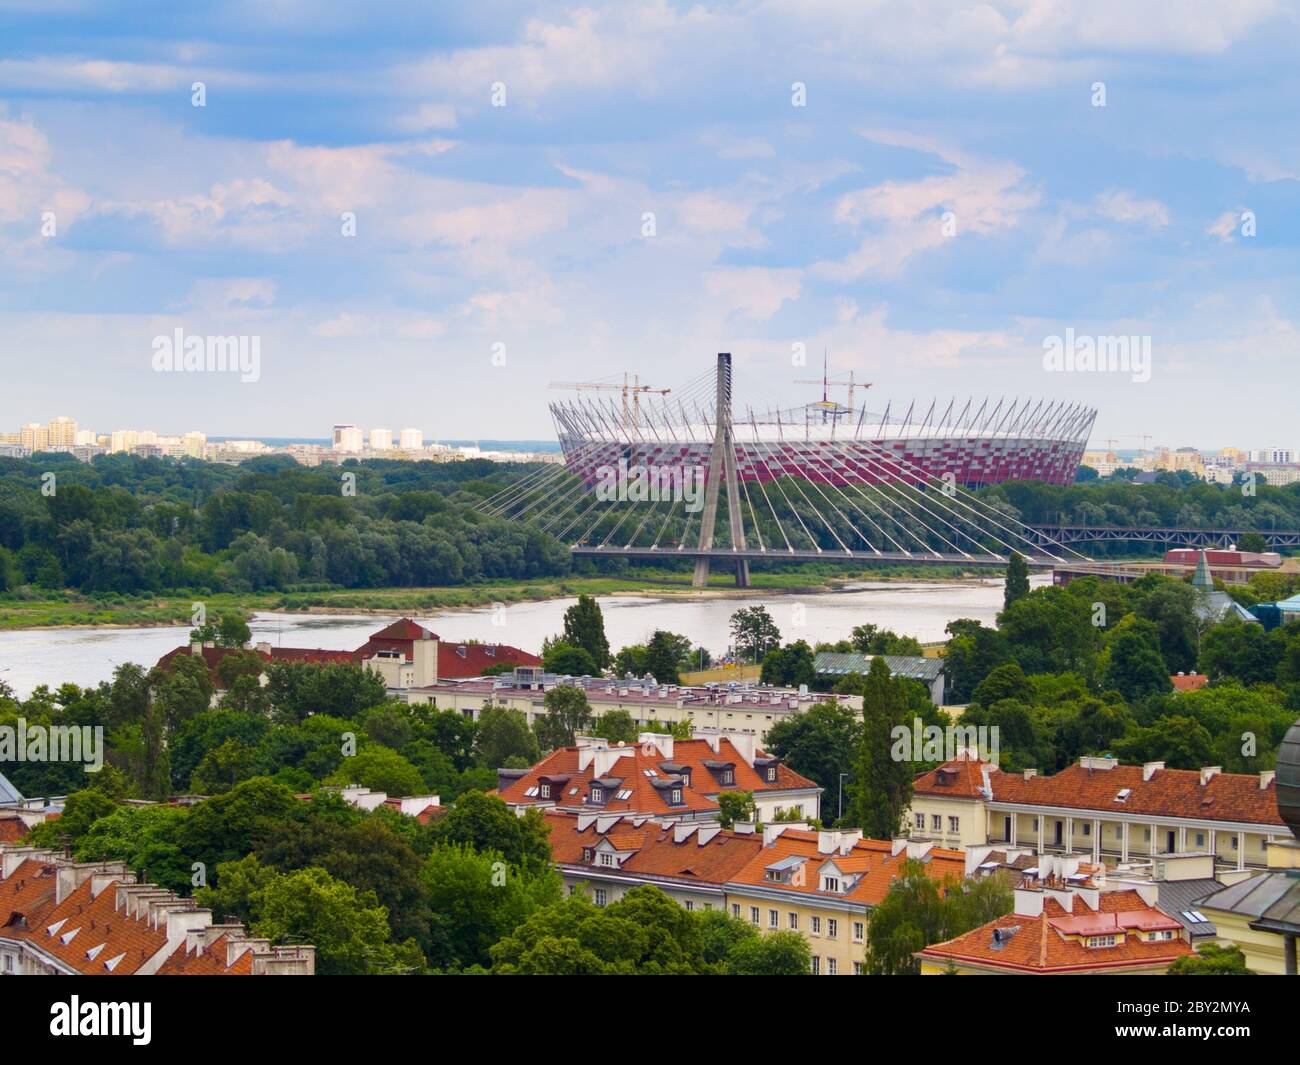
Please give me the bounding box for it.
[499,738,819,816]
[0,858,59,931]
[918,889,1194,974]
[156,933,255,975]
[915,756,1285,828]
[29,879,169,975]
[543,811,763,886]
[727,830,965,907]
[367,618,439,641]
[436,642,540,678]
[1171,673,1210,692]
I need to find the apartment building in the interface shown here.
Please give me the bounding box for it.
[497,730,822,823]
[909,752,1290,871]
[0,847,314,975]
[724,827,965,975]
[917,862,1194,975]
[544,810,762,912]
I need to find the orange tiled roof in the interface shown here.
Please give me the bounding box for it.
[543,811,763,886]
[0,858,59,931]
[156,933,255,975]
[918,889,1193,974]
[727,829,966,907]
[915,756,1285,828]
[500,737,819,817]
[1171,673,1210,692]
[27,879,169,975]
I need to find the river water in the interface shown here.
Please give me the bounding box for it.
[0,576,1039,697]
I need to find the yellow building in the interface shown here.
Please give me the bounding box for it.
[722,826,965,975]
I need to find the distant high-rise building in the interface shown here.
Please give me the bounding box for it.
[369,428,393,450]
[399,428,423,450]
[20,424,49,451]
[332,424,363,452]
[47,416,77,446]
[1250,446,1294,465]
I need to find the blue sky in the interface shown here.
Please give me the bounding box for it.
[1,0,1298,445]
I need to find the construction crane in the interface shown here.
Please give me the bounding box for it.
[795,351,871,423]
[548,372,670,435]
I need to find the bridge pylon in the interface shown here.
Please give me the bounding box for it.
[693,352,750,587]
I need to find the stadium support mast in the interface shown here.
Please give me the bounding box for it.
[693,353,750,588]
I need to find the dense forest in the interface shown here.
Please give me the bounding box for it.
[3,452,1300,601]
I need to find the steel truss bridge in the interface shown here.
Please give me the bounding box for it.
[477,354,1231,586]
[1024,525,1300,550]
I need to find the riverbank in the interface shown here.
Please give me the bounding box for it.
[0,563,998,631]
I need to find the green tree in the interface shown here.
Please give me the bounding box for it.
[542,640,599,677]
[1102,625,1173,702]
[730,606,781,663]
[561,594,611,671]
[1167,942,1253,975]
[643,630,684,684]
[592,708,638,744]
[428,790,552,871]
[474,703,540,768]
[760,640,816,688]
[765,700,859,812]
[716,790,755,828]
[725,930,811,975]
[848,658,912,838]
[326,745,426,796]
[535,685,593,750]
[1003,550,1030,610]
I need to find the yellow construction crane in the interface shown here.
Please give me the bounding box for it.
[548,372,671,435]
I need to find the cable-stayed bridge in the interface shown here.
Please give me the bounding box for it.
[478,353,1110,585]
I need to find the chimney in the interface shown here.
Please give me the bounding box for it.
[1199,766,1222,786]
[1260,770,1276,789]
[255,641,272,655]
[1023,768,1037,780]
[189,641,203,655]
[1013,887,1045,918]
[1142,761,1164,781]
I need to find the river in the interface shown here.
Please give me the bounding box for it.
[0,576,1041,697]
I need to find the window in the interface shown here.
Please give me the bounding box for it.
[599,852,616,867]
[594,888,607,907]
[853,961,863,975]
[769,909,779,929]
[684,900,694,911]
[1082,822,1091,836]
[811,916,821,935]
[810,955,820,975]
[539,783,551,799]
[670,788,683,804]
[823,876,840,893]
[1231,836,1238,849]
[931,814,942,831]
[827,957,837,975]
[732,904,741,919]
[948,816,960,833]
[766,767,777,782]
[1143,828,1151,842]
[582,847,593,862]
[788,912,798,930]
[1086,934,1117,948]
[827,918,838,939]
[1195,832,1205,848]
[915,813,925,831]
[750,906,760,925]
[853,921,864,943]
[590,787,603,803]
[3,955,10,972]
[722,769,734,785]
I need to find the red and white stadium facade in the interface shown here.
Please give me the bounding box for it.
[551,396,1096,490]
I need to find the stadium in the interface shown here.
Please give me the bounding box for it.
[549,369,1096,491]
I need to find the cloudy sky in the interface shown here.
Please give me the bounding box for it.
[2,0,1298,445]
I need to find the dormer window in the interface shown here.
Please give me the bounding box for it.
[671,788,683,804]
[822,875,840,893]
[582,847,593,862]
[765,767,776,782]
[539,783,551,799]
[590,786,603,804]
[721,768,734,786]
[599,852,617,868]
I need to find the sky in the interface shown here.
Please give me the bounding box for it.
[1,0,1299,446]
